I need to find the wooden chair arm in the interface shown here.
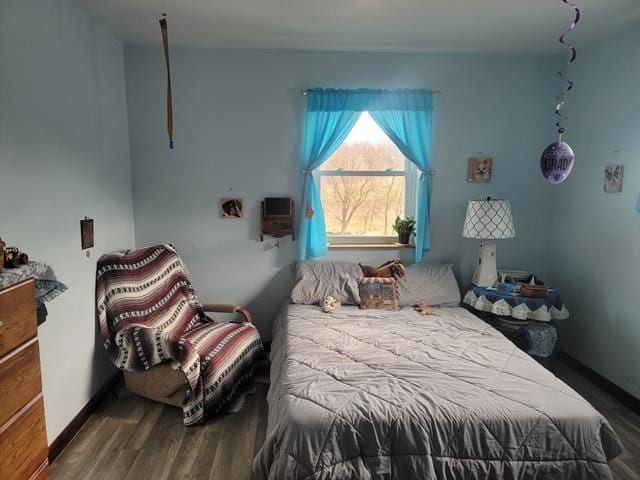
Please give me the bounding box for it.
[202,303,253,324]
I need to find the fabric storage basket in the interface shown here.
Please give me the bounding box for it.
[358,277,398,311]
[519,284,549,298]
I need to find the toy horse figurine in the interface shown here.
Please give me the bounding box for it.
[360,258,406,278]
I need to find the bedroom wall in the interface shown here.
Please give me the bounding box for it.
[0,0,135,442]
[124,45,559,339]
[549,25,640,398]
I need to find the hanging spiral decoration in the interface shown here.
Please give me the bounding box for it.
[540,0,582,185]
[555,0,581,138]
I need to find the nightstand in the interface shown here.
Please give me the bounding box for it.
[463,285,569,368]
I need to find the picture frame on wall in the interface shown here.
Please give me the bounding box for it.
[604,165,624,193]
[467,156,493,183]
[220,198,244,218]
[80,218,94,249]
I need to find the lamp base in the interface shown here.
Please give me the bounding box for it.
[471,239,497,287]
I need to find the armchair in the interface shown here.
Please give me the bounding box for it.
[202,303,253,323]
[97,244,267,425]
[123,302,255,408]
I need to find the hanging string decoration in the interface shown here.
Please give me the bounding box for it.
[159,15,174,149]
[540,0,581,184]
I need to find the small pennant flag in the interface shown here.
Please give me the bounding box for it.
[305,205,314,219]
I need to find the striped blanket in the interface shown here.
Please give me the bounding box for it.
[96,244,267,425]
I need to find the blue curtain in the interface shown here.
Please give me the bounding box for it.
[369,94,433,262]
[298,88,434,261]
[636,194,640,214]
[297,91,361,259]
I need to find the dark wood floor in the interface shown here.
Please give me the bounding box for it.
[50,361,640,480]
[49,385,268,480]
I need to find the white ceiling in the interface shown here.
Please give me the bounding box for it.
[73,0,640,54]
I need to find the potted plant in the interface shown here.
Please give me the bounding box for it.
[392,216,416,245]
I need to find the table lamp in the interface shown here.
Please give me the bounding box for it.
[462,198,515,287]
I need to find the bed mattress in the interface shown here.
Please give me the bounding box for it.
[253,305,622,479]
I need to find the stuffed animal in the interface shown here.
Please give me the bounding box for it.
[321,295,341,314]
[359,258,405,278]
[415,300,438,316]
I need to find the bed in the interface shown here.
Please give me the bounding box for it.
[253,304,622,479]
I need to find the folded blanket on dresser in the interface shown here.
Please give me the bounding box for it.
[96,244,266,425]
[254,304,623,479]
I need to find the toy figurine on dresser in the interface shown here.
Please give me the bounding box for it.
[0,237,5,272]
[1,240,29,269]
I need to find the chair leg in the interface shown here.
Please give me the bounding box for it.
[112,377,122,400]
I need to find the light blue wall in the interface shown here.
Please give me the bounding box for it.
[124,45,559,338]
[549,25,640,398]
[2,0,637,444]
[0,0,135,441]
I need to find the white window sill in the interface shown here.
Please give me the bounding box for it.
[327,243,415,250]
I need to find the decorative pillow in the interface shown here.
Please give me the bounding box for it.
[358,277,398,311]
[290,261,361,305]
[396,263,461,307]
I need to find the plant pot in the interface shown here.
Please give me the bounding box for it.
[398,232,411,245]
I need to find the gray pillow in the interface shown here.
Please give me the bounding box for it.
[396,263,461,307]
[291,261,361,305]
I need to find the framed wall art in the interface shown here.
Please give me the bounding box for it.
[220,198,244,218]
[467,156,493,183]
[604,165,624,193]
[80,217,94,249]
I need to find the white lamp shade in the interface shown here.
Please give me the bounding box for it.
[462,199,515,239]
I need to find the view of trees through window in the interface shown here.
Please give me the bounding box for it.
[320,113,408,237]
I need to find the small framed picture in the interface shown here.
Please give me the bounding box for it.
[604,165,624,193]
[220,198,244,218]
[467,156,493,183]
[80,218,94,249]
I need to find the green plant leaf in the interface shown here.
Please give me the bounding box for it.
[392,216,416,235]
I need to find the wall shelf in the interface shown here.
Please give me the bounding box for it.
[260,199,295,241]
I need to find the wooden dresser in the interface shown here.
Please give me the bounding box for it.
[0,279,49,480]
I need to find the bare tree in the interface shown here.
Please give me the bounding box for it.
[321,141,405,235]
[383,176,397,234]
[364,201,376,232]
[327,176,377,234]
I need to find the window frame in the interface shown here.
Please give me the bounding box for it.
[319,159,417,245]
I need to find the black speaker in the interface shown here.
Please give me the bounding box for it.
[264,197,292,216]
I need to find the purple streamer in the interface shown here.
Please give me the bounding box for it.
[555,0,581,138]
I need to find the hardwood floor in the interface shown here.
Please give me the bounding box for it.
[49,385,268,480]
[50,361,640,480]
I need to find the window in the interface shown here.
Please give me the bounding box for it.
[319,112,416,244]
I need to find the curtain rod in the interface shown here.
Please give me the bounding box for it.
[301,89,441,96]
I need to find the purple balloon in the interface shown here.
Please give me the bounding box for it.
[540,141,575,184]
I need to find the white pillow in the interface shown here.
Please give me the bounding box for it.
[290,261,361,305]
[396,263,461,307]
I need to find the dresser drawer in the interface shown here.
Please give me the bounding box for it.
[0,279,37,357]
[0,396,48,480]
[0,338,43,426]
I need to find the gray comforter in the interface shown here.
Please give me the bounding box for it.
[253,305,622,479]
